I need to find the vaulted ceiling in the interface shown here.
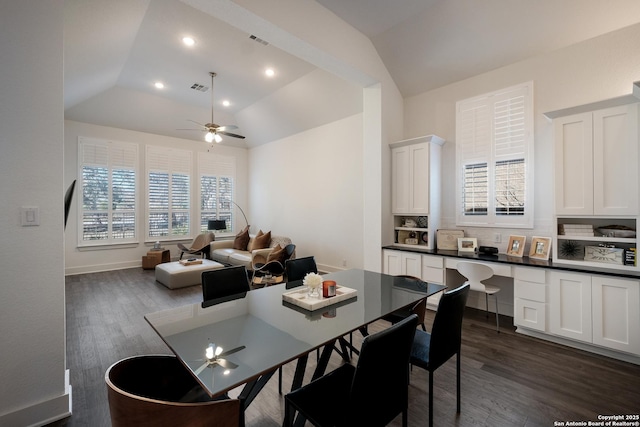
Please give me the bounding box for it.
[64,0,640,148]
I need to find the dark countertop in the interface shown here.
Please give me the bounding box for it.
[382,245,640,280]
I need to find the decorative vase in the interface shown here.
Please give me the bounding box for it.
[307,285,320,298]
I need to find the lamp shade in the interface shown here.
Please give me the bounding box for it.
[208,219,227,231]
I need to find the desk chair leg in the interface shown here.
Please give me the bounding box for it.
[278,367,283,394]
[494,295,500,333]
[484,293,489,319]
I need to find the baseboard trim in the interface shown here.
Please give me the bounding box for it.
[516,327,640,365]
[0,370,72,427]
[65,260,142,276]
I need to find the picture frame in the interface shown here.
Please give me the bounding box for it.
[457,237,478,253]
[506,235,526,257]
[529,236,552,260]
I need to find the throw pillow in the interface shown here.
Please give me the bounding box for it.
[252,230,271,251]
[267,244,285,264]
[233,226,250,250]
[248,229,264,252]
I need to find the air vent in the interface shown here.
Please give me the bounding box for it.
[249,34,269,46]
[190,83,209,92]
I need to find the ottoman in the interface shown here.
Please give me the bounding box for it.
[155,259,224,289]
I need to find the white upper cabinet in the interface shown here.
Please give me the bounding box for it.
[554,104,638,216]
[391,135,444,215]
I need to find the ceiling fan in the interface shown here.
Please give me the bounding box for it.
[192,343,245,376]
[181,72,245,143]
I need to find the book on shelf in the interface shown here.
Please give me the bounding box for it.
[558,224,594,236]
[625,248,636,266]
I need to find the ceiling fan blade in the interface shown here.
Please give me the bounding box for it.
[218,131,245,139]
[217,125,238,131]
[187,119,207,128]
[194,361,209,376]
[219,345,245,358]
[217,358,238,370]
[176,128,206,131]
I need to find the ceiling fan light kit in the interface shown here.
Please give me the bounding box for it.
[180,71,246,144]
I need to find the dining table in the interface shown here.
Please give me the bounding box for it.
[144,268,446,421]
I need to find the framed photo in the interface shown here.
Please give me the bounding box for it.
[529,236,552,260]
[506,235,526,257]
[457,237,478,253]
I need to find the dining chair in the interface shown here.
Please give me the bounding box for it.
[284,256,317,282]
[382,275,428,331]
[284,314,419,427]
[410,283,470,427]
[106,354,240,427]
[201,265,250,304]
[456,261,500,332]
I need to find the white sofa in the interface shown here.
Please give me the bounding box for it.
[209,234,293,270]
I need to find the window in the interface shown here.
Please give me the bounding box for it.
[199,153,236,233]
[78,137,138,245]
[456,82,533,228]
[146,146,192,238]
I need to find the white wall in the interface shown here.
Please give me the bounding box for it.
[0,1,71,425]
[248,113,364,271]
[404,22,640,254]
[64,120,248,275]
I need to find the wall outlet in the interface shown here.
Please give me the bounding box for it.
[493,233,501,243]
[342,259,347,267]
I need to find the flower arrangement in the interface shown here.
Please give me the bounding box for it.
[303,272,322,289]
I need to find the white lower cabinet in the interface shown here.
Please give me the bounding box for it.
[382,250,445,308]
[514,267,547,332]
[591,275,640,354]
[550,271,592,342]
[550,271,640,355]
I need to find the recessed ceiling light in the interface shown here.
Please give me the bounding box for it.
[222,100,230,107]
[265,68,275,77]
[182,36,195,46]
[154,82,165,89]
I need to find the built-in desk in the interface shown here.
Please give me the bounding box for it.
[382,245,640,365]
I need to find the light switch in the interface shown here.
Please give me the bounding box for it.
[20,206,40,226]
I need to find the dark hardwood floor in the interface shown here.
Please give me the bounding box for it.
[50,267,640,427]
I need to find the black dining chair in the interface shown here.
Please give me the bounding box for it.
[201,266,250,305]
[284,314,419,427]
[382,275,428,331]
[410,283,470,427]
[284,256,317,282]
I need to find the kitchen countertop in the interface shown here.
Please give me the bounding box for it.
[383,245,640,280]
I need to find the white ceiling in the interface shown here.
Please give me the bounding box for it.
[64,0,640,148]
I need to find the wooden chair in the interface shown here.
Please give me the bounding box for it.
[409,283,470,427]
[284,315,419,427]
[105,354,240,427]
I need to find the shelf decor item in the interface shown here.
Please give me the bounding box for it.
[457,237,478,253]
[437,229,464,250]
[506,235,526,257]
[303,272,323,298]
[529,236,552,260]
[559,240,581,259]
[417,216,428,227]
[584,245,624,265]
